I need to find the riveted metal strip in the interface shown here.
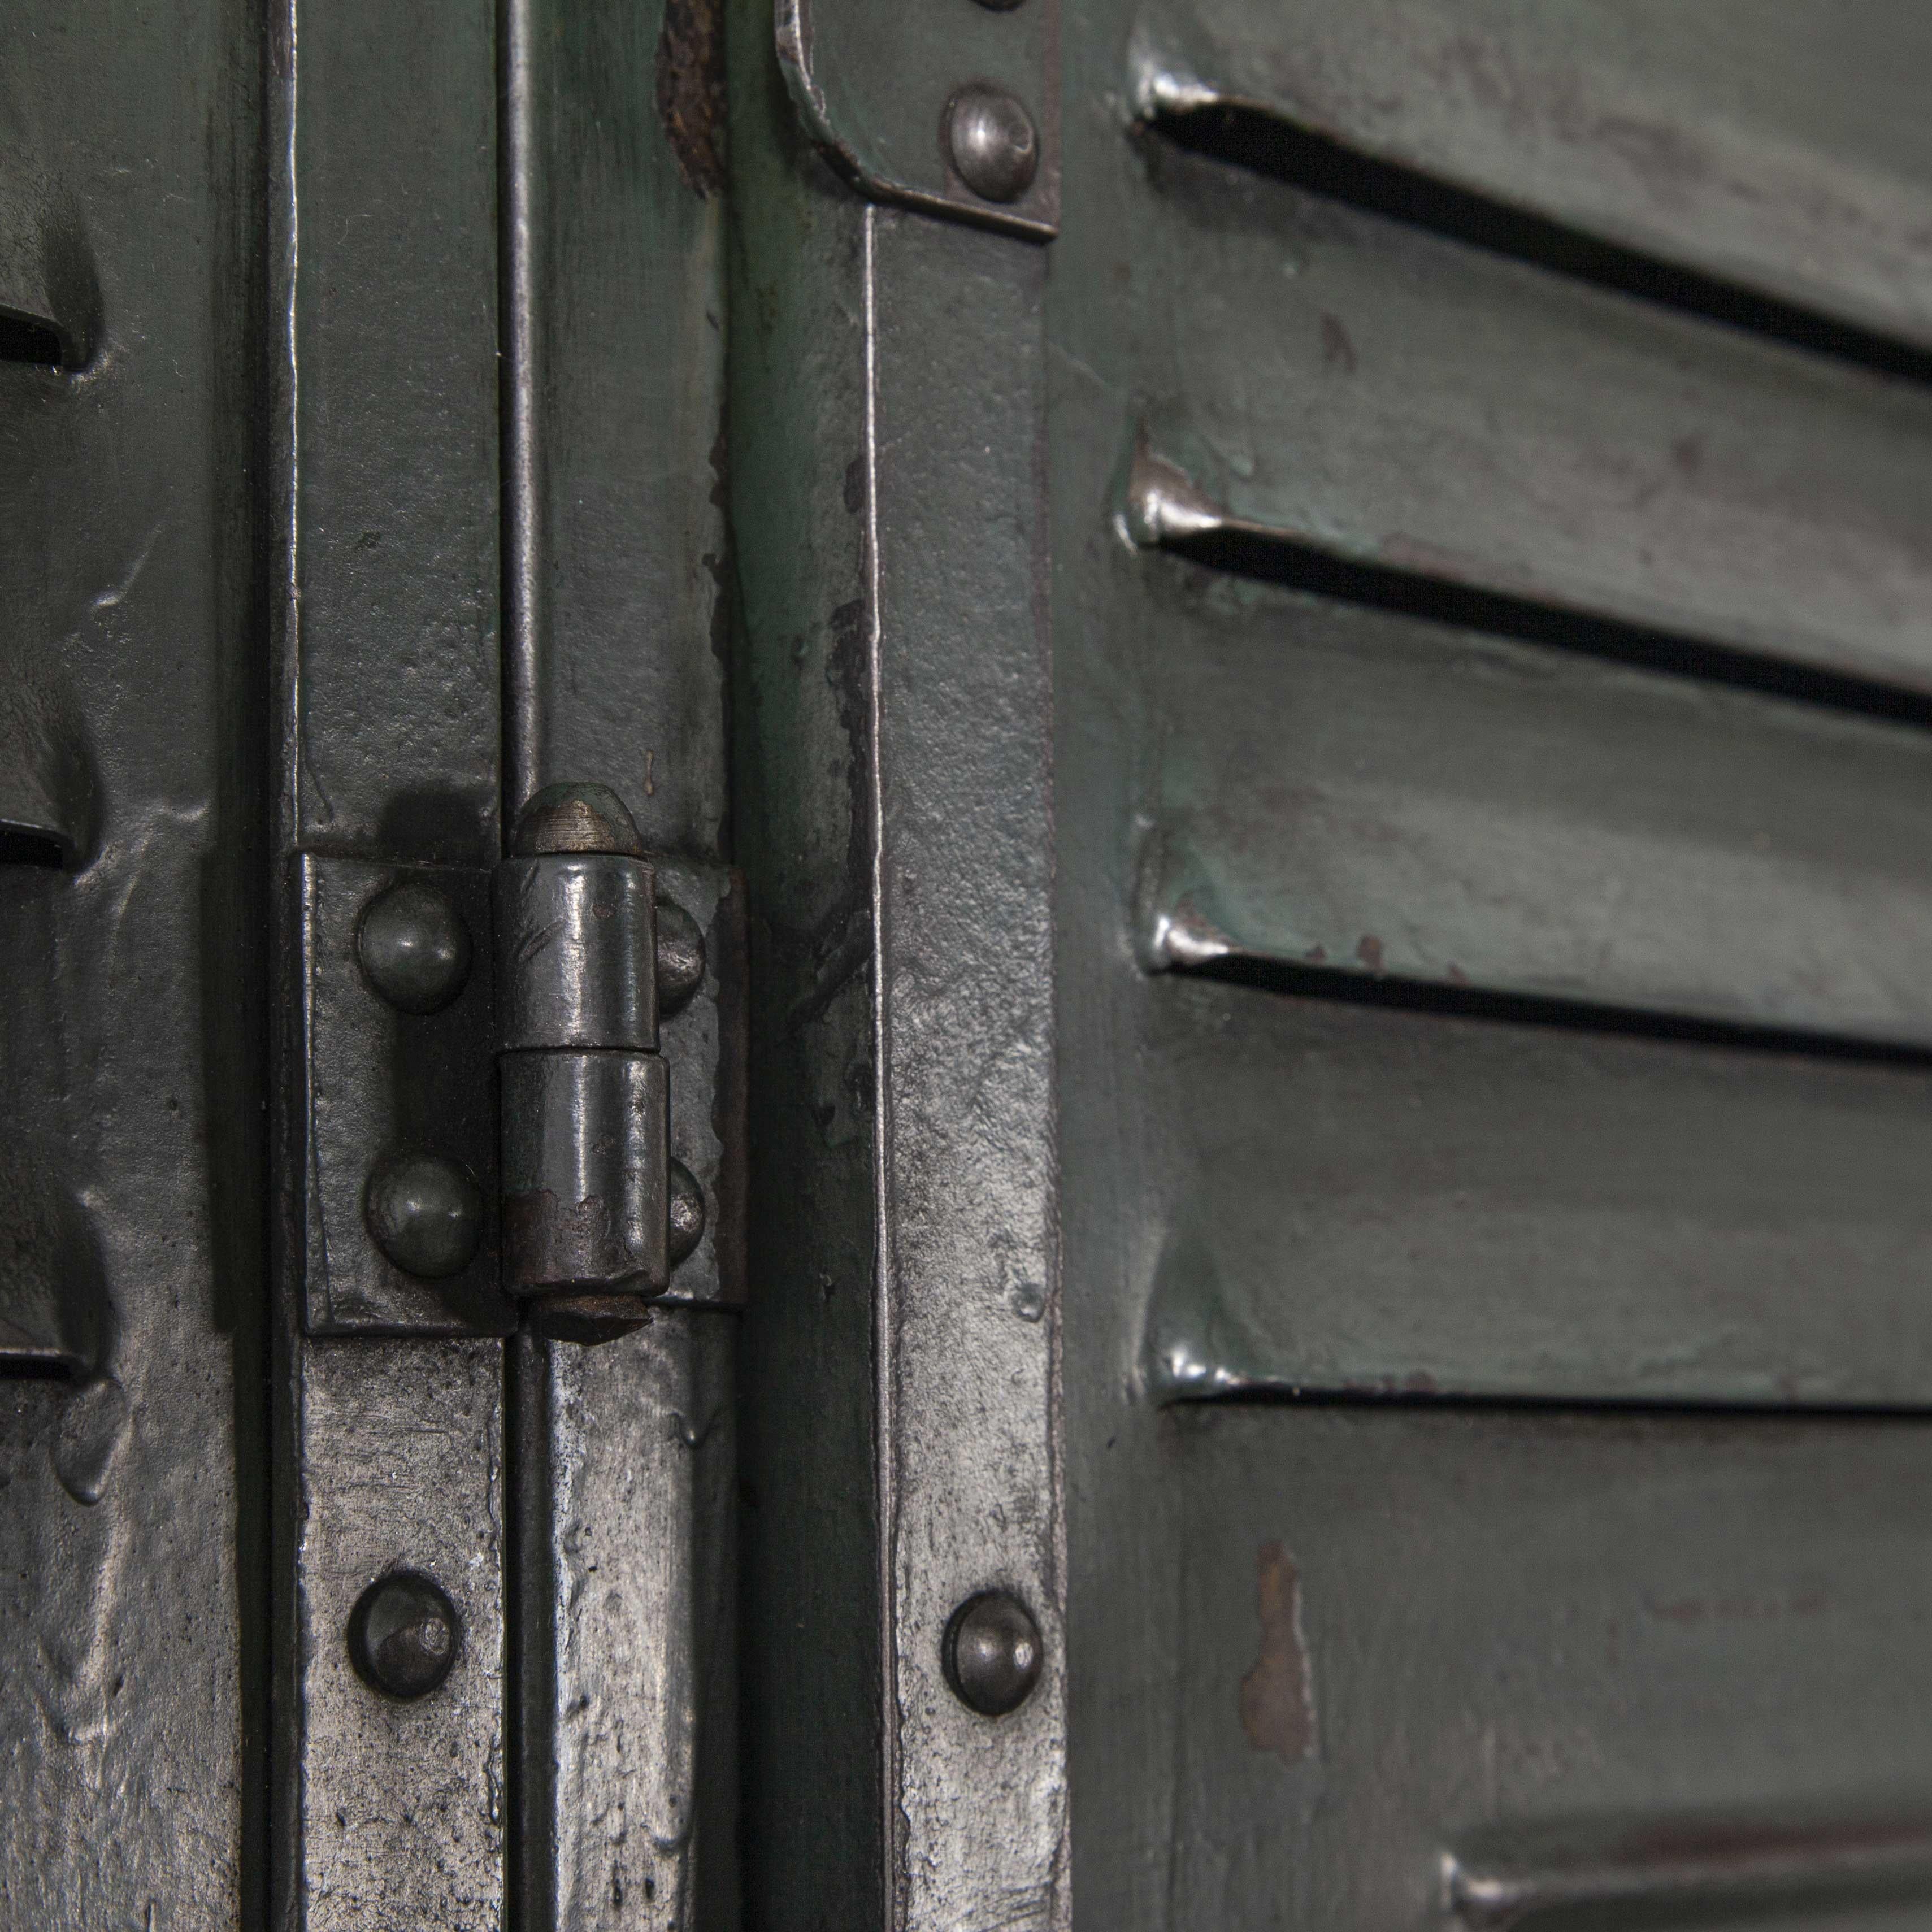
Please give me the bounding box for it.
[865,205,1067,1932]
[776,0,1060,240]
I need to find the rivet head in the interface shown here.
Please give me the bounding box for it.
[358,880,473,1014]
[943,1590,1043,1716]
[667,1158,706,1267]
[945,85,1040,204]
[365,1151,484,1279]
[655,898,706,1014]
[348,1571,460,1700]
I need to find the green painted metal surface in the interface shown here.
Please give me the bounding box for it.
[1127,0,1932,351]
[1133,562,1932,1044]
[1125,138,1932,693]
[1050,0,1932,1923]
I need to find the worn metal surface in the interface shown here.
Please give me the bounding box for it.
[512,1311,735,1932]
[496,854,659,1053]
[299,854,509,1336]
[866,207,1067,1932]
[296,1339,506,1928]
[1123,141,1932,695]
[501,1052,671,1297]
[1131,559,1932,1043]
[269,0,507,1918]
[1078,1403,1932,1932]
[776,0,1061,239]
[0,0,259,1920]
[280,0,501,865]
[1127,0,1932,353]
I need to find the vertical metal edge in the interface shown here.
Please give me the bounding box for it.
[272,0,510,1917]
[865,206,1069,1932]
[267,0,306,1916]
[498,0,539,824]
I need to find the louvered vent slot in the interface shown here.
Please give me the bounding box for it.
[1119,50,1932,1055]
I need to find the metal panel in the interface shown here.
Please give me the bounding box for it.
[512,1310,735,1932]
[296,1339,506,1927]
[285,0,501,862]
[1126,141,1932,695]
[869,207,1067,1932]
[1133,561,1932,1043]
[776,0,1061,239]
[1131,972,1932,1406]
[1086,1403,1932,1932]
[0,0,257,1921]
[270,0,506,1920]
[1128,0,1932,354]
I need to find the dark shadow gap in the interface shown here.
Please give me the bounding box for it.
[0,1359,78,1382]
[0,831,71,868]
[1146,103,1932,391]
[1186,950,1932,1074]
[0,310,64,368]
[1171,1383,1932,1422]
[1158,527,1932,734]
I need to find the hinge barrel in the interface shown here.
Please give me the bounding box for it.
[494,783,675,1340]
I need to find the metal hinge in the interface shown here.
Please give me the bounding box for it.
[296,781,743,1339]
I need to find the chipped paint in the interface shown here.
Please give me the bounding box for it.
[1239,1542,1317,1764]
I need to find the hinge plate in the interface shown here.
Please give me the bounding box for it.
[297,852,514,1336]
[776,0,1060,240]
[297,851,747,1335]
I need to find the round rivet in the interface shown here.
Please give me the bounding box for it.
[945,85,1040,204]
[365,1151,484,1279]
[943,1590,1043,1717]
[667,1158,706,1267]
[357,880,473,1015]
[348,1571,460,1700]
[655,898,706,1015]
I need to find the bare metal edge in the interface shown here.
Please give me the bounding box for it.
[863,203,1070,1932]
[1124,440,1231,548]
[1442,1811,1932,1930]
[774,0,1060,243]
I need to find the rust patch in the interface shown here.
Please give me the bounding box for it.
[1239,1541,1317,1764]
[655,0,726,197]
